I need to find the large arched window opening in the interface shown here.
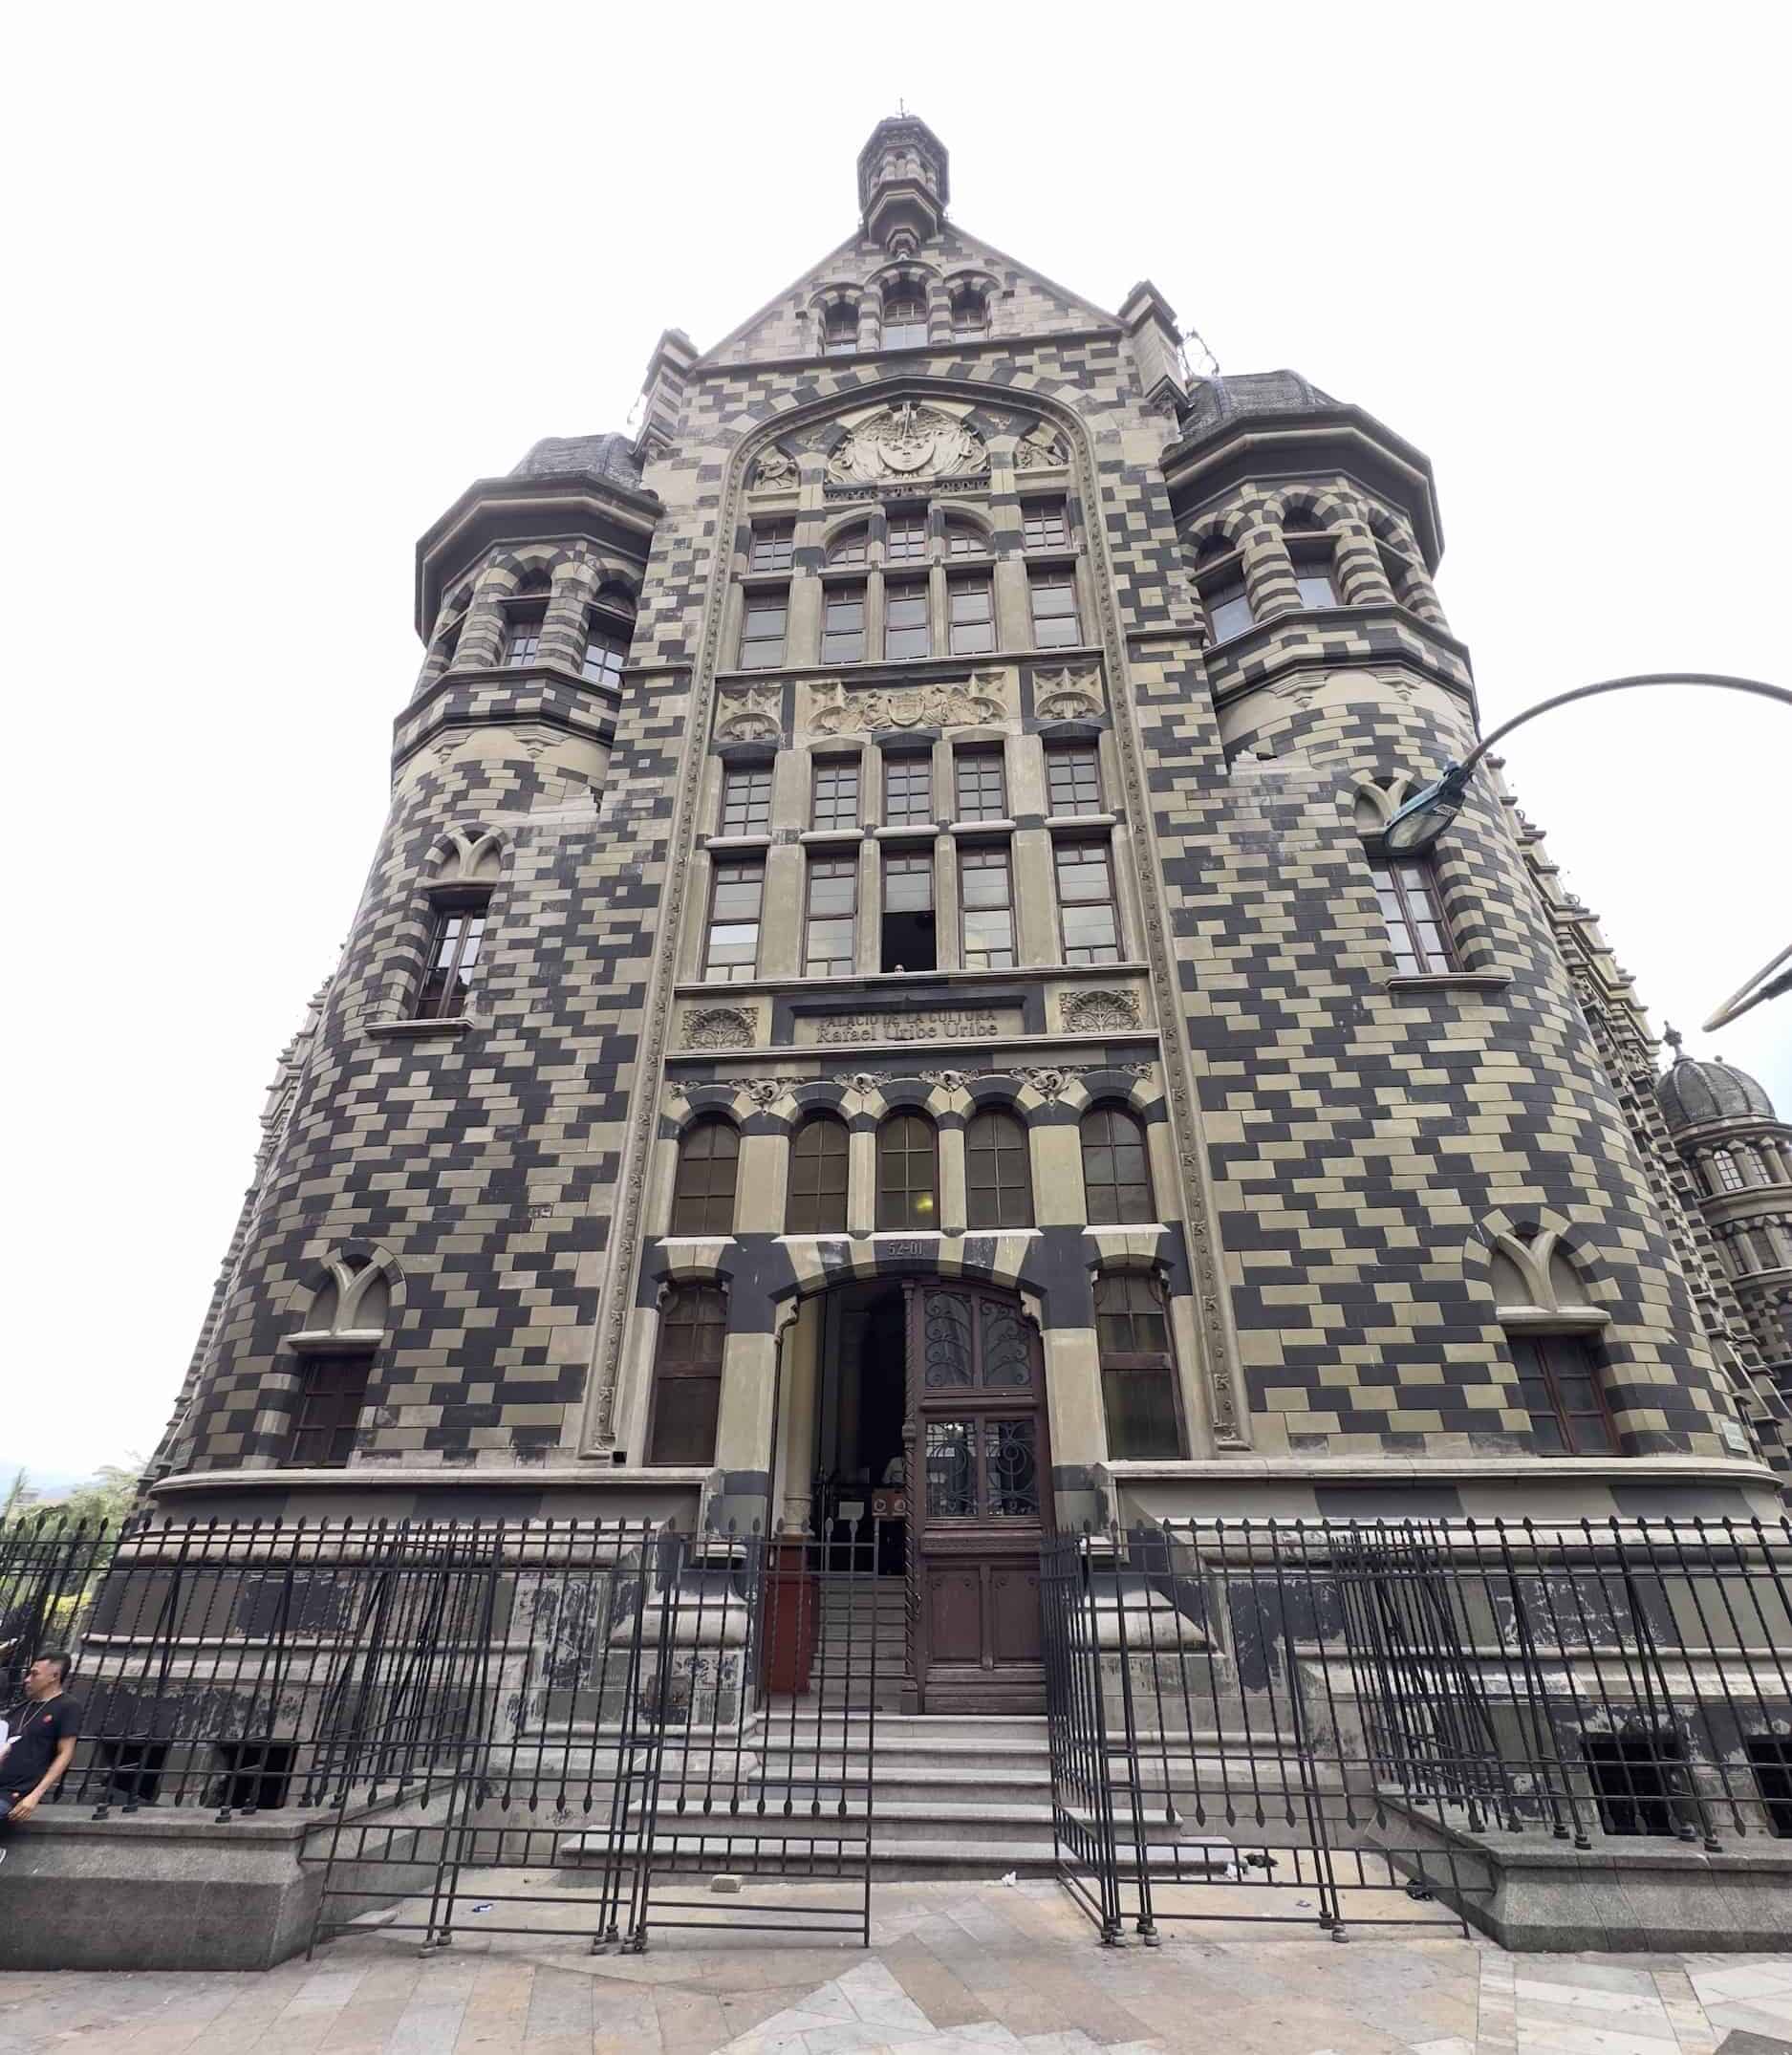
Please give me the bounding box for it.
[647,1284,727,1464]
[1080,1105,1155,1224]
[788,1114,851,1233]
[671,1118,740,1235]
[877,1113,939,1229]
[965,1108,1033,1229]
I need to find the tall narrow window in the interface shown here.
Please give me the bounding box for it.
[1081,1106,1155,1224]
[882,850,937,971]
[881,291,928,349]
[948,574,996,655]
[883,752,933,826]
[1022,501,1069,550]
[1046,745,1102,815]
[1293,551,1339,609]
[283,1356,372,1468]
[805,854,858,977]
[1370,854,1455,974]
[954,747,1006,822]
[739,592,787,670]
[828,523,869,567]
[788,1114,851,1233]
[885,581,930,660]
[671,1118,740,1235]
[417,898,490,1018]
[1512,1333,1618,1456]
[1055,840,1122,963]
[950,285,987,335]
[1708,1151,1745,1194]
[1096,1273,1181,1459]
[885,509,928,563]
[581,619,628,687]
[703,859,763,983]
[647,1285,726,1464]
[822,302,857,356]
[966,1108,1033,1228]
[811,759,860,830]
[1202,573,1254,643]
[505,614,544,667]
[749,521,794,573]
[822,583,867,664]
[944,516,984,558]
[1028,570,1081,647]
[959,845,1016,969]
[720,766,772,836]
[877,1114,938,1228]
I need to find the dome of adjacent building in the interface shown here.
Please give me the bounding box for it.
[1656,1047,1779,1132]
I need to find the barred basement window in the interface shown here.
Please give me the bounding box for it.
[1512,1332,1619,1456]
[416,897,490,1018]
[805,854,858,977]
[1370,854,1455,974]
[739,592,787,669]
[966,1108,1032,1228]
[811,758,860,830]
[1054,840,1122,963]
[283,1355,372,1468]
[720,766,772,836]
[878,1113,939,1228]
[1046,744,1101,815]
[671,1118,739,1235]
[1081,1106,1155,1225]
[647,1285,726,1465]
[823,583,867,663]
[788,1114,850,1233]
[1096,1272,1181,1459]
[954,747,1006,822]
[948,574,996,655]
[959,844,1015,969]
[1028,569,1081,647]
[883,752,933,825]
[1022,500,1068,550]
[885,581,930,659]
[703,859,763,982]
[749,521,795,572]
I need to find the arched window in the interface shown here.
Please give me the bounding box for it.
[822,300,858,356]
[285,1256,395,1469]
[877,1113,938,1228]
[1488,1226,1619,1456]
[647,1284,726,1464]
[943,514,985,558]
[1283,508,1339,609]
[1193,531,1253,643]
[827,523,870,568]
[966,1108,1033,1229]
[1095,1272,1181,1459]
[1708,1150,1746,1193]
[1080,1106,1155,1224]
[503,568,551,667]
[788,1114,850,1233]
[950,284,988,335]
[671,1118,740,1235]
[881,287,927,349]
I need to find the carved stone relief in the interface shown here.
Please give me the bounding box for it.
[1059,989,1141,1033]
[680,1006,758,1050]
[1033,665,1106,722]
[749,444,798,491]
[1013,430,1068,470]
[825,402,988,486]
[807,674,1006,737]
[714,681,784,744]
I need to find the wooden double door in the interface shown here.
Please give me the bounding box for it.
[900,1280,1050,1713]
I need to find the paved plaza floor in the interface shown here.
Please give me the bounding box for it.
[3,1875,1790,2055]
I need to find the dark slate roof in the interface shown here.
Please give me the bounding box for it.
[1656,1053,1778,1132]
[509,432,644,490]
[1177,368,1339,442]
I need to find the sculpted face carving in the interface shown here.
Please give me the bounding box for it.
[826,402,988,486]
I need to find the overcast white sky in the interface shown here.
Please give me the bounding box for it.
[3,4,1785,1482]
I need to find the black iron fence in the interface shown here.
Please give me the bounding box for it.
[0,1513,883,1952]
[1041,1517,1792,1942]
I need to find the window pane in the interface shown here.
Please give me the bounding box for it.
[1082,1108,1155,1224]
[1046,746,1101,815]
[416,897,491,1019]
[1055,843,1121,963]
[285,1355,373,1467]
[877,1113,938,1228]
[883,754,932,824]
[1029,573,1080,647]
[1103,1369,1179,1460]
[788,1115,849,1233]
[959,845,1014,969]
[822,584,867,663]
[954,750,1006,821]
[924,1419,978,1517]
[984,1418,1039,1517]
[812,760,860,830]
[948,576,995,655]
[885,582,930,659]
[704,860,762,982]
[1022,501,1069,550]
[721,768,771,835]
[740,595,787,669]
[505,616,542,668]
[582,625,627,686]
[805,854,858,976]
[882,297,927,349]
[1371,857,1452,973]
[886,511,927,561]
[750,522,794,572]
[671,1120,739,1235]
[1205,580,1254,641]
[884,851,934,912]
[966,1109,1032,1228]
[945,520,983,557]
[829,525,868,566]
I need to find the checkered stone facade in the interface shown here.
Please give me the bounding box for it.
[149,117,1776,1525]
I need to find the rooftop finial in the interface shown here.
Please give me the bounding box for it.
[1663,1022,1684,1054]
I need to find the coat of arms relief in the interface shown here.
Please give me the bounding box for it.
[825,402,988,486]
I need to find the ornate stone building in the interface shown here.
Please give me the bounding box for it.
[149,117,1781,1702]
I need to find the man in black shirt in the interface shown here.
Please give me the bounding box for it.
[0,1652,81,1860]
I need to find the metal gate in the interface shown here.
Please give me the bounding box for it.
[308,1519,886,1952]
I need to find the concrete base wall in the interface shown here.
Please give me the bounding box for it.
[0,1793,449,1972]
[1370,1800,1792,1951]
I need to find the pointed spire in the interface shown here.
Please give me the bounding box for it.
[857,114,949,250]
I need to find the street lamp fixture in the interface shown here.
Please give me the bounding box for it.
[1381,672,1792,857]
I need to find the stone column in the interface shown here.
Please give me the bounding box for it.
[1240,510,1301,621]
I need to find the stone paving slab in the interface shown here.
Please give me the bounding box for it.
[1,1879,1789,2055]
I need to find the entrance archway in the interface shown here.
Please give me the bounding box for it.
[783,1272,1051,1714]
